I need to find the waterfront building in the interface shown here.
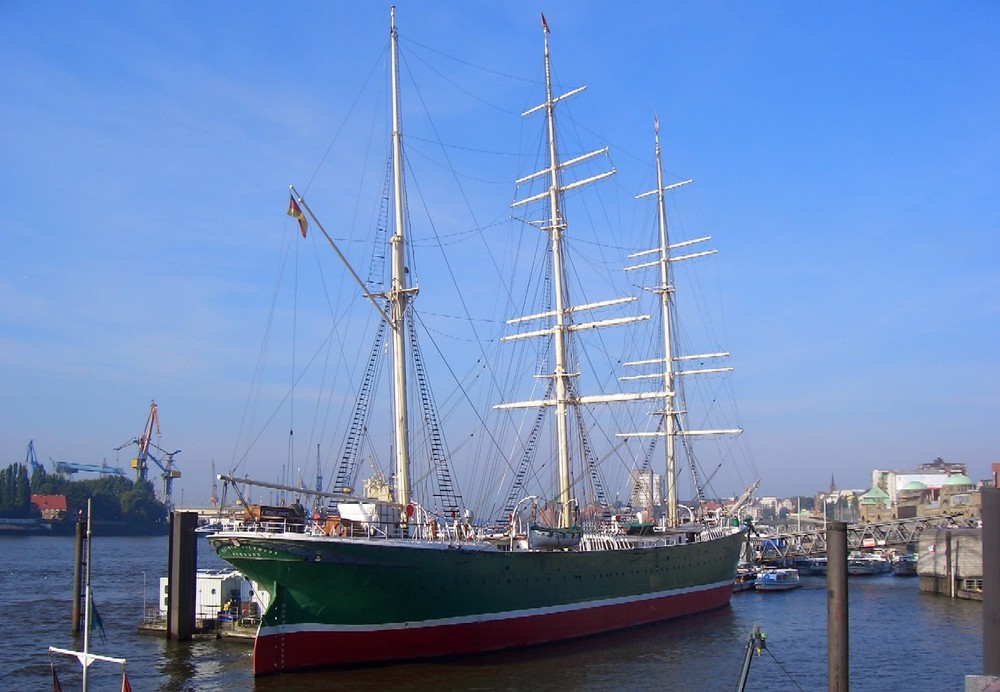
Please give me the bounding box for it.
[628,470,663,512]
[858,485,892,522]
[30,494,68,521]
[813,489,861,524]
[863,458,983,523]
[871,456,967,502]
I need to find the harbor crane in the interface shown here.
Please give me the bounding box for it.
[116,400,181,508]
[31,438,126,477]
[52,460,126,477]
[25,440,44,475]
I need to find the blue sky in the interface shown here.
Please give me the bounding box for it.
[2,2,998,506]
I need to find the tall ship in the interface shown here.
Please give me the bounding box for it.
[210,9,748,675]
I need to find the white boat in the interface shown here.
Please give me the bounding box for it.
[194,520,223,536]
[793,555,827,575]
[847,551,892,575]
[755,568,802,592]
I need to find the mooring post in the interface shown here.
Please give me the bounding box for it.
[984,487,1000,675]
[945,529,955,598]
[827,520,849,692]
[70,509,85,633]
[166,510,198,641]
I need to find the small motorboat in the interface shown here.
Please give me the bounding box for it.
[755,567,801,592]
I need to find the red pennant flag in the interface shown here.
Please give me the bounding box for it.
[287,195,308,238]
[121,670,132,692]
[541,13,549,34]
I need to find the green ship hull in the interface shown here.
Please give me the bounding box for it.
[210,527,744,674]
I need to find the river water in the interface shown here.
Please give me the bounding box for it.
[0,535,984,691]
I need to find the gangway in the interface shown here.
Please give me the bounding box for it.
[751,514,963,562]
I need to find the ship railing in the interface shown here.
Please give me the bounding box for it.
[232,519,306,534]
[703,525,739,541]
[405,503,479,543]
[578,534,636,551]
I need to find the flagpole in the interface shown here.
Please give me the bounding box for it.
[288,185,392,326]
[48,496,127,688]
[83,497,92,692]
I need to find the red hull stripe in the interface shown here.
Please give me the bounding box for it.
[252,580,733,674]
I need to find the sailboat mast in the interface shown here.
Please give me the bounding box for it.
[389,6,413,511]
[652,120,679,528]
[540,25,574,529]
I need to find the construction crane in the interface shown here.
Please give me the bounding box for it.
[53,460,126,477]
[32,438,126,477]
[25,440,44,475]
[116,400,182,508]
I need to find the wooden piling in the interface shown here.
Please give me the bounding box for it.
[166,510,198,641]
[984,487,999,675]
[827,520,849,692]
[70,510,85,633]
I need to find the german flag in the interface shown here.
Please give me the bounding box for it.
[287,195,308,238]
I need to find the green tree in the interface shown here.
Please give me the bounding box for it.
[0,463,32,517]
[0,465,12,515]
[15,464,31,517]
[120,479,167,528]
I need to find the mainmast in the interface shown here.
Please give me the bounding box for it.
[500,17,654,529]
[388,6,415,511]
[539,23,575,529]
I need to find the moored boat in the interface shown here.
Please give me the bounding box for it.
[891,552,918,576]
[793,555,827,576]
[755,568,802,592]
[848,551,892,575]
[209,10,749,675]
[733,563,758,592]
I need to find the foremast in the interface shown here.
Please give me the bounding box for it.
[284,9,427,519]
[388,6,416,511]
[498,18,661,529]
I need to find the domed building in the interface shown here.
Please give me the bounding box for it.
[943,473,974,489]
[895,480,930,519]
[866,460,983,523]
[858,485,892,522]
[938,473,979,521]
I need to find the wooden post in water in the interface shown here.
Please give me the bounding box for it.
[945,529,955,598]
[984,487,1000,675]
[70,509,85,633]
[166,510,198,641]
[827,520,849,692]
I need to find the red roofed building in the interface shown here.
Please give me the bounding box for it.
[31,494,69,521]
